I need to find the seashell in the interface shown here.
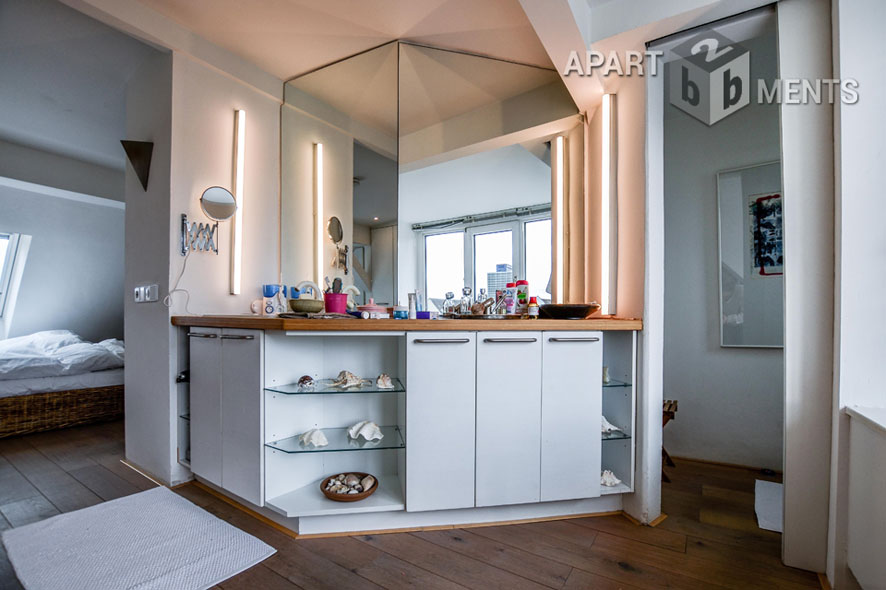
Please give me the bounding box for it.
[376,373,394,389]
[347,420,384,442]
[298,428,329,447]
[336,474,346,480]
[601,416,622,435]
[344,474,361,487]
[360,475,376,491]
[601,469,622,487]
[297,375,315,389]
[602,366,611,384]
[347,489,359,494]
[331,370,368,389]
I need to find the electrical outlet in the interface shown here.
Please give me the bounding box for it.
[144,284,159,302]
[133,286,144,303]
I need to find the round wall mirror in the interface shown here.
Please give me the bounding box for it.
[200,186,237,221]
[327,216,343,244]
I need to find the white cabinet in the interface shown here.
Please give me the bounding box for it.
[405,333,476,512]
[476,332,543,507]
[189,328,222,486]
[188,328,264,506]
[541,332,603,501]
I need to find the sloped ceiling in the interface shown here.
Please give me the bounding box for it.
[135,0,553,79]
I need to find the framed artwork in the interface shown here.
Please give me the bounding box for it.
[716,162,783,348]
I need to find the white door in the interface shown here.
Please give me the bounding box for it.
[188,328,222,486]
[476,331,542,507]
[220,329,264,506]
[406,332,476,512]
[541,332,603,501]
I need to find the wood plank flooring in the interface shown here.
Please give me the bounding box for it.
[0,421,821,590]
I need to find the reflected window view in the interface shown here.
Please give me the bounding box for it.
[525,219,552,302]
[424,232,464,308]
[473,230,513,297]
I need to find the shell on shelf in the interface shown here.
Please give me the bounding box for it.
[376,373,394,389]
[297,375,315,389]
[347,419,384,442]
[360,475,376,491]
[602,416,622,434]
[331,370,368,389]
[298,428,328,448]
[601,469,622,487]
[602,366,611,384]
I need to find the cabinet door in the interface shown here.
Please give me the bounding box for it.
[406,332,476,512]
[188,328,222,486]
[220,329,264,506]
[541,332,603,501]
[476,332,542,507]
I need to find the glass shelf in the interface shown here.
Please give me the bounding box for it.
[603,379,631,388]
[266,377,405,396]
[266,425,405,454]
[602,430,631,441]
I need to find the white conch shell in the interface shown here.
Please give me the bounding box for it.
[601,469,622,487]
[602,416,622,434]
[347,420,384,442]
[298,428,328,447]
[602,366,611,384]
[331,370,368,389]
[376,373,394,389]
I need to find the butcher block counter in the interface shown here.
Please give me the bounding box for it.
[172,315,642,331]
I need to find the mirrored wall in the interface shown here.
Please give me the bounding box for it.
[281,42,579,309]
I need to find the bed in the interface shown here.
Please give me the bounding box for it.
[0,330,124,438]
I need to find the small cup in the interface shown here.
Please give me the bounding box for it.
[324,292,348,314]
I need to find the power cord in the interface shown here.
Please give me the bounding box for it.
[163,249,194,314]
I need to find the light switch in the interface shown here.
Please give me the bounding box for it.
[144,284,159,302]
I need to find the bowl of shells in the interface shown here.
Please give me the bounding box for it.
[320,472,378,502]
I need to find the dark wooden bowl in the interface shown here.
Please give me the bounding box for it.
[320,472,378,502]
[539,303,601,319]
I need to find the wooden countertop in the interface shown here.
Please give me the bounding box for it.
[171,315,642,331]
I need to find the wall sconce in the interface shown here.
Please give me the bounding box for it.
[552,135,565,303]
[230,109,246,295]
[601,93,618,315]
[314,142,324,286]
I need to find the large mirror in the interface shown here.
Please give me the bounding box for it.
[281,42,579,309]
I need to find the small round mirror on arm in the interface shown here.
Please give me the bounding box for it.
[200,186,237,221]
[327,216,343,244]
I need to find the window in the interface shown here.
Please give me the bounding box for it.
[421,213,552,311]
[0,233,21,317]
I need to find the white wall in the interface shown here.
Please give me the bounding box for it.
[662,35,783,470]
[397,144,551,302]
[0,185,124,342]
[828,0,886,585]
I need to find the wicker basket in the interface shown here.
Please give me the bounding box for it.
[0,385,124,438]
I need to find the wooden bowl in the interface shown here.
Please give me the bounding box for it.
[320,472,378,502]
[289,298,325,313]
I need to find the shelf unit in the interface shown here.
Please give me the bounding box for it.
[263,331,407,517]
[601,331,637,493]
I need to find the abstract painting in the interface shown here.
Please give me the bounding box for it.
[748,193,783,276]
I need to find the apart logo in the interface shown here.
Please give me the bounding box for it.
[669,32,749,125]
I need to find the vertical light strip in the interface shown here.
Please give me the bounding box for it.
[314,143,324,286]
[553,135,565,303]
[230,109,246,295]
[601,94,612,314]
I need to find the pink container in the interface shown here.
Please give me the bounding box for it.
[324,292,348,314]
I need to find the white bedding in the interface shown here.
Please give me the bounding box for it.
[0,368,124,398]
[0,330,124,381]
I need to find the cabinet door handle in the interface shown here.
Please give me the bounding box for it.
[221,334,255,340]
[413,338,471,344]
[187,332,218,338]
[483,337,538,343]
[548,337,600,343]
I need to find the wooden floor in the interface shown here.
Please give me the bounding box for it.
[0,421,821,590]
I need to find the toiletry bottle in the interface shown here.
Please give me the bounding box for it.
[504,282,517,314]
[407,293,417,319]
[516,280,529,314]
[528,296,540,319]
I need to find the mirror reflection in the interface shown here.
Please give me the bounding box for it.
[280,41,579,310]
[200,186,237,221]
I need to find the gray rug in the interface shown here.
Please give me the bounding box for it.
[1,486,275,590]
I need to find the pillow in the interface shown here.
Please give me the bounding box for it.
[54,342,125,375]
[0,330,83,356]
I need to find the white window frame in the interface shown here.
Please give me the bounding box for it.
[418,212,551,306]
[0,232,21,317]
